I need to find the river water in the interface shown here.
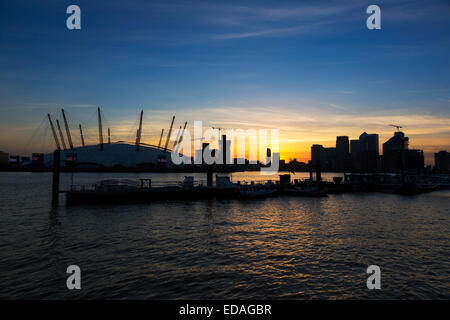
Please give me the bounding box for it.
[0,171,449,299]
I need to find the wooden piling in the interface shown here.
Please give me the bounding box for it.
[315,160,321,189]
[52,149,60,207]
[207,168,213,187]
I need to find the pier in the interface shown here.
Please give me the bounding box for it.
[60,170,450,205]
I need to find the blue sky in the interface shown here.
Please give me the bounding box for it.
[0,0,449,162]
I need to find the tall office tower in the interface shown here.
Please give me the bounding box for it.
[311,144,323,166]
[336,136,349,158]
[336,136,350,172]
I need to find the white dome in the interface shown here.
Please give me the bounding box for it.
[44,143,176,167]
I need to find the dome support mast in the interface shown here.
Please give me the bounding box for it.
[47,114,61,150]
[98,107,104,150]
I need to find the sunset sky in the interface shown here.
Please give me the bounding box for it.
[0,0,449,164]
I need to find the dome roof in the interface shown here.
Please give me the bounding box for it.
[44,143,174,167]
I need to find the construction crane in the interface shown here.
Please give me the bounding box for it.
[389,124,403,131]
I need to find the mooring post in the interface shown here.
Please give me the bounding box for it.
[52,149,60,207]
[400,139,405,185]
[315,160,321,189]
[222,134,227,166]
[207,167,213,187]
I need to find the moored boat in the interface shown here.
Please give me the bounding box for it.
[283,184,328,197]
[238,182,277,199]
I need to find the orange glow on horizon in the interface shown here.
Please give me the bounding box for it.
[0,106,448,166]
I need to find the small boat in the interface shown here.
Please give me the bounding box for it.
[238,183,277,199]
[93,179,140,192]
[416,182,438,193]
[284,184,328,197]
[391,183,421,195]
[181,176,195,189]
[215,176,238,190]
[214,176,240,197]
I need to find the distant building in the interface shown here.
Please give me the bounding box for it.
[311,144,323,167]
[435,150,449,172]
[336,136,349,158]
[286,158,307,171]
[360,132,379,154]
[405,149,424,172]
[323,147,337,171]
[0,151,9,165]
[383,131,408,155]
[310,130,425,173]
[336,136,351,171]
[350,132,379,172]
[382,131,423,173]
[350,139,362,154]
[32,153,45,166]
[310,144,337,171]
[279,159,286,170]
[9,155,20,165]
[310,137,352,172]
[383,132,406,172]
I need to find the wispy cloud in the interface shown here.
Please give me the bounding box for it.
[110,1,362,43]
[329,103,347,110]
[204,1,360,41]
[21,103,96,110]
[383,0,450,22]
[210,21,333,40]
